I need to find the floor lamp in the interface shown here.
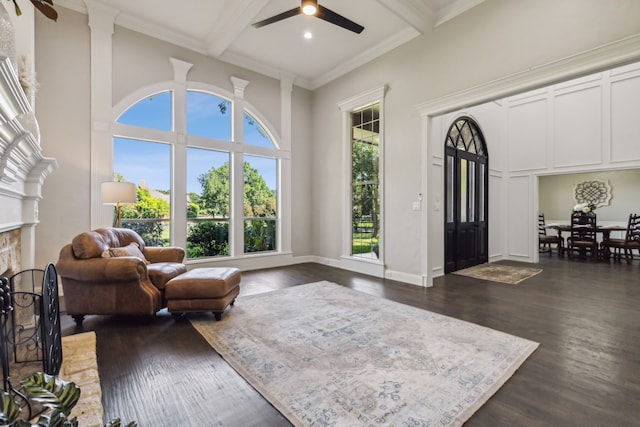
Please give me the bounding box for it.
[101,182,136,228]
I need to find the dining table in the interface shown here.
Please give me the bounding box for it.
[545,224,627,260]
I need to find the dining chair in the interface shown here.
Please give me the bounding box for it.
[567,211,598,261]
[538,213,564,256]
[600,213,640,264]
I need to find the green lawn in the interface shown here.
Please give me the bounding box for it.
[352,232,378,254]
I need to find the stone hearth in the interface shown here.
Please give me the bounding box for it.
[0,228,20,277]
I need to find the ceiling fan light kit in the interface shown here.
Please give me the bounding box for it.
[301,0,318,15]
[252,0,364,34]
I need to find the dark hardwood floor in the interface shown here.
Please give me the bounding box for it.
[61,256,640,426]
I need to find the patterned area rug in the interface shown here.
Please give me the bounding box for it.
[191,281,539,426]
[453,263,543,284]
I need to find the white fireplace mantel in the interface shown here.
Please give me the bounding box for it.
[0,54,57,271]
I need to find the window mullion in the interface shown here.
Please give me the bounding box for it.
[172,84,188,250]
[231,80,247,258]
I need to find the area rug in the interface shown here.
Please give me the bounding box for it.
[453,263,543,284]
[190,281,539,426]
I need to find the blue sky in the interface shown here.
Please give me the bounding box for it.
[114,91,276,193]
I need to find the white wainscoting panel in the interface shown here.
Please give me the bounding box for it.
[610,74,640,162]
[553,85,602,167]
[469,101,503,171]
[508,176,531,259]
[507,98,547,171]
[430,115,444,159]
[488,172,504,258]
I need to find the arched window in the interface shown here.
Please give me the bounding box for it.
[112,84,281,261]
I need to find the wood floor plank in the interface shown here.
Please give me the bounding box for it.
[61,257,640,426]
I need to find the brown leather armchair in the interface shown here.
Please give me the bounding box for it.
[56,228,186,325]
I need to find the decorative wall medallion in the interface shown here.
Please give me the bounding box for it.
[574,180,611,207]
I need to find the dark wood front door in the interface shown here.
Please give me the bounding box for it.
[444,117,488,273]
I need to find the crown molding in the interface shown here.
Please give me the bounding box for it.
[376,0,434,34]
[434,0,485,27]
[218,50,311,90]
[309,27,420,90]
[417,34,640,117]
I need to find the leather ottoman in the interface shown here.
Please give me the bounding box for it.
[165,267,241,320]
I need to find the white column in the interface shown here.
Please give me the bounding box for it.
[230,76,250,257]
[170,58,193,250]
[86,0,119,229]
[279,73,294,253]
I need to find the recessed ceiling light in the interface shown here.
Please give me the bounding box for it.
[304,31,313,39]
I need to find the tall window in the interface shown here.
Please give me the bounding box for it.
[186,147,230,258]
[114,138,171,246]
[112,84,280,260]
[351,102,381,260]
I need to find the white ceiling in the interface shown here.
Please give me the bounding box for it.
[57,0,485,89]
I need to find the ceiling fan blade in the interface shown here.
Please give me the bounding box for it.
[316,5,364,34]
[252,7,301,29]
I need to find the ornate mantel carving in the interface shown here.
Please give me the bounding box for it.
[0,54,57,269]
[0,56,56,187]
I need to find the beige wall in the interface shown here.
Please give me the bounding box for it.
[35,7,91,267]
[539,170,640,224]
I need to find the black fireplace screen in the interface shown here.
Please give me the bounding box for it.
[0,263,62,419]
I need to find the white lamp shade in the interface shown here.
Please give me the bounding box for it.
[101,182,137,205]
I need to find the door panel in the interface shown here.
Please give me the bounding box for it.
[444,117,488,273]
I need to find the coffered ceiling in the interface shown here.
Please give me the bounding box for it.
[56,0,485,89]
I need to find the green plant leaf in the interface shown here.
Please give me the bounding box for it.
[32,410,78,427]
[0,391,22,424]
[105,418,138,427]
[19,373,80,416]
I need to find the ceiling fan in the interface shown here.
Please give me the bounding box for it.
[252,0,365,34]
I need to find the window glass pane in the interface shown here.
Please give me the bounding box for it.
[468,140,477,154]
[116,91,172,131]
[460,158,467,223]
[469,161,476,221]
[113,137,171,246]
[244,112,275,148]
[244,220,276,253]
[186,147,230,259]
[187,220,229,259]
[461,122,473,149]
[351,103,380,260]
[450,123,460,141]
[244,155,277,253]
[479,163,486,221]
[187,91,231,140]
